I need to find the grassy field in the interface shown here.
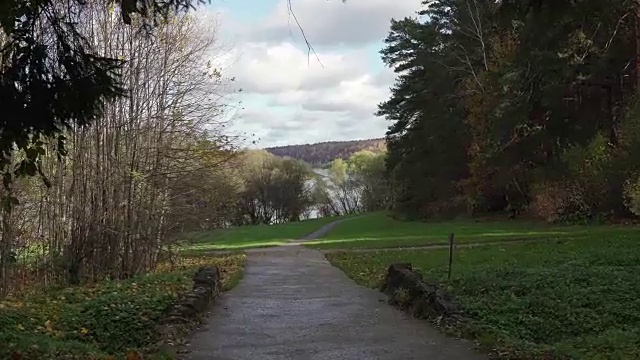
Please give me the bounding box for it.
[305,212,633,250]
[0,253,245,359]
[181,216,343,252]
[327,236,640,359]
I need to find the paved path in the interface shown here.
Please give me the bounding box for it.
[181,222,485,360]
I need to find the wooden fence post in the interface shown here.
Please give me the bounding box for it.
[448,233,454,280]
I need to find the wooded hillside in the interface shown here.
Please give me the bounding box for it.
[265,139,386,166]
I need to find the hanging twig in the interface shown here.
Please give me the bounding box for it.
[287,0,323,68]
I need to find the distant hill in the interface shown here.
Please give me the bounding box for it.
[265,139,386,166]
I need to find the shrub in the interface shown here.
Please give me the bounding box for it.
[529,180,590,223]
[623,175,640,217]
[562,133,617,213]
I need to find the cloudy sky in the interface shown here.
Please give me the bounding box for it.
[206,0,422,148]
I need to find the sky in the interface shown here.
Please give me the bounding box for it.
[204,0,422,148]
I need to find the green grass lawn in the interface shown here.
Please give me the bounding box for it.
[305,212,636,250]
[0,253,245,359]
[181,216,343,252]
[327,236,640,359]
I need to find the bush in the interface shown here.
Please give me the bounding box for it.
[529,180,590,223]
[623,175,640,217]
[562,133,616,214]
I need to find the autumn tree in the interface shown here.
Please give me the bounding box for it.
[233,151,314,225]
[315,151,389,215]
[346,151,389,212]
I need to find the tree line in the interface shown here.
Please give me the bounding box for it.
[0,4,238,296]
[379,0,640,222]
[215,149,389,226]
[266,139,385,166]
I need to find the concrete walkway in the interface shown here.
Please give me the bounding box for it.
[181,223,485,360]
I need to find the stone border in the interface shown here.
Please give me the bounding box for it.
[154,266,222,355]
[380,263,466,328]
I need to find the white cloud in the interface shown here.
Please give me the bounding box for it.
[226,42,371,94]
[226,43,393,147]
[222,43,393,147]
[235,107,388,148]
[210,0,421,147]
[301,75,389,116]
[247,0,422,47]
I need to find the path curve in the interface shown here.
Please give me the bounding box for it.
[295,218,345,241]
[180,223,486,360]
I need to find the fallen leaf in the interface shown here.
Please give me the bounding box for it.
[126,350,142,360]
[44,320,53,333]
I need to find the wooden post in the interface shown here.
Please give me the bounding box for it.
[448,233,455,280]
[635,0,640,96]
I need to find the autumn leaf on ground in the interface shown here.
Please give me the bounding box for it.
[126,350,143,360]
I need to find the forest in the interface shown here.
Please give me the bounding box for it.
[379,0,640,222]
[265,138,385,166]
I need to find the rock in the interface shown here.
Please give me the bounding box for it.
[381,263,463,323]
[379,263,413,292]
[193,267,220,289]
